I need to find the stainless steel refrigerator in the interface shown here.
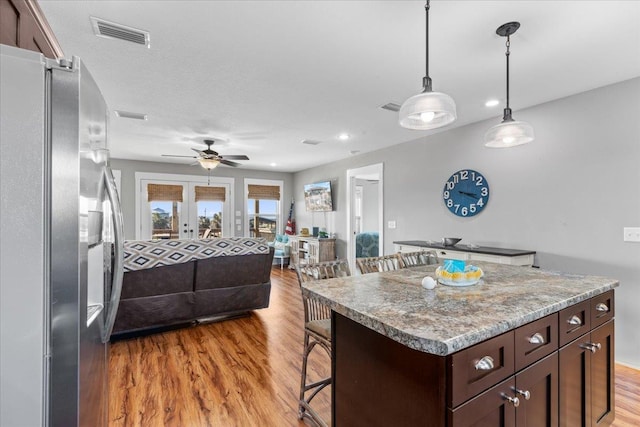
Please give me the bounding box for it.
[0,45,124,426]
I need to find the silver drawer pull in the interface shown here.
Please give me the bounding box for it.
[528,332,545,345]
[502,393,520,407]
[580,342,602,353]
[567,315,582,326]
[595,302,609,313]
[474,356,494,371]
[514,388,531,400]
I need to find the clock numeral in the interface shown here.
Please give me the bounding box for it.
[460,170,469,180]
[477,198,484,207]
[453,175,459,184]
[454,204,460,213]
[461,207,468,216]
[475,176,484,186]
[443,190,450,199]
[481,187,488,197]
[447,199,453,208]
[471,171,476,181]
[470,204,476,213]
[446,181,455,190]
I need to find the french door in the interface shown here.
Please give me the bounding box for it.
[137,173,233,240]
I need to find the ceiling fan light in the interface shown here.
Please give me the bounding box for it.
[484,120,534,148]
[398,91,457,130]
[198,158,220,169]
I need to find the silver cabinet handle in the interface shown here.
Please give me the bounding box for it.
[474,356,494,371]
[567,315,582,326]
[528,332,545,345]
[502,394,520,407]
[595,302,609,312]
[580,342,602,353]
[514,388,531,400]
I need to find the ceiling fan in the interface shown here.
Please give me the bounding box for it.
[162,139,249,169]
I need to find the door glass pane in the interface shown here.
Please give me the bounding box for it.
[150,201,181,239]
[197,200,223,238]
[248,199,278,242]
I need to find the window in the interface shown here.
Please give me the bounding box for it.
[245,179,283,243]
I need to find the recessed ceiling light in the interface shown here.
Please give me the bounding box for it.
[270,162,277,167]
[485,99,500,107]
[338,133,350,141]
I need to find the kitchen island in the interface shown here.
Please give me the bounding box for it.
[301,262,618,427]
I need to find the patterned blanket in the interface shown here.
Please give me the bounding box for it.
[123,237,270,272]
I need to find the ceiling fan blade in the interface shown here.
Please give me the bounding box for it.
[162,154,198,158]
[220,159,241,167]
[191,148,206,156]
[221,155,249,160]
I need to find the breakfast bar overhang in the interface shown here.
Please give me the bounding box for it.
[302,262,618,427]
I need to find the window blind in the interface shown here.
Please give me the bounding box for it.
[195,186,226,202]
[147,184,183,202]
[247,184,280,201]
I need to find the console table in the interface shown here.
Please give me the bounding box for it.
[394,240,536,266]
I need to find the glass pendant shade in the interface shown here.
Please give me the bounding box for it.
[198,158,220,169]
[484,119,534,148]
[399,90,457,130]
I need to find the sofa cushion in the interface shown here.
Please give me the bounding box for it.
[194,249,274,290]
[120,261,195,299]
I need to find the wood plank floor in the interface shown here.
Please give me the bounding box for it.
[109,267,640,426]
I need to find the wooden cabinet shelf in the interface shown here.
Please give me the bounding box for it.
[289,236,335,267]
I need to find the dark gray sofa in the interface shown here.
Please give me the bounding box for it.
[112,239,274,337]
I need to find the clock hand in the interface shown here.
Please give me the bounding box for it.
[458,190,478,199]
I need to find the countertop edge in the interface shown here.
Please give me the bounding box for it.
[303,281,619,356]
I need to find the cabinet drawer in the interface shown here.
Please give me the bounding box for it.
[438,249,469,261]
[559,299,590,347]
[590,290,614,329]
[449,331,515,408]
[515,313,558,371]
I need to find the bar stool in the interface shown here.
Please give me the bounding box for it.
[294,259,351,427]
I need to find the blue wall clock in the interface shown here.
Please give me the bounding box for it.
[443,169,490,217]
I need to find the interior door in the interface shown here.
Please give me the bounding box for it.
[141,179,189,239]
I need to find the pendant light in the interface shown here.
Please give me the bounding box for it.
[399,0,456,130]
[485,22,534,148]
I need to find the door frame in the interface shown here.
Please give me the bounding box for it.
[346,163,384,273]
[135,172,234,240]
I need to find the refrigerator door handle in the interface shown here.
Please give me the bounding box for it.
[102,166,125,343]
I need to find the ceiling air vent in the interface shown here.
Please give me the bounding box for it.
[90,17,150,47]
[114,110,148,120]
[380,102,401,112]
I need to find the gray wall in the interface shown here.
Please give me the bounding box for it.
[293,77,640,367]
[109,159,293,239]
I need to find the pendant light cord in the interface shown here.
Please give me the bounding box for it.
[423,0,432,92]
[505,35,511,111]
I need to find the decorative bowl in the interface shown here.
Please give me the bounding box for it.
[442,237,462,246]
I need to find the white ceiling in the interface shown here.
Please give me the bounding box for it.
[39,1,640,172]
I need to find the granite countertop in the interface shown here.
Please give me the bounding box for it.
[394,240,536,257]
[301,262,618,356]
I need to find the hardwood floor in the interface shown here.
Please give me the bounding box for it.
[109,267,639,426]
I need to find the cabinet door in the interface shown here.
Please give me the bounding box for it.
[0,0,57,58]
[289,238,299,265]
[515,353,558,427]
[559,333,591,427]
[590,320,614,426]
[449,377,517,427]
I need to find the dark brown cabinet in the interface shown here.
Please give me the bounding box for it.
[1,0,61,58]
[559,320,615,427]
[449,343,559,427]
[333,291,615,427]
